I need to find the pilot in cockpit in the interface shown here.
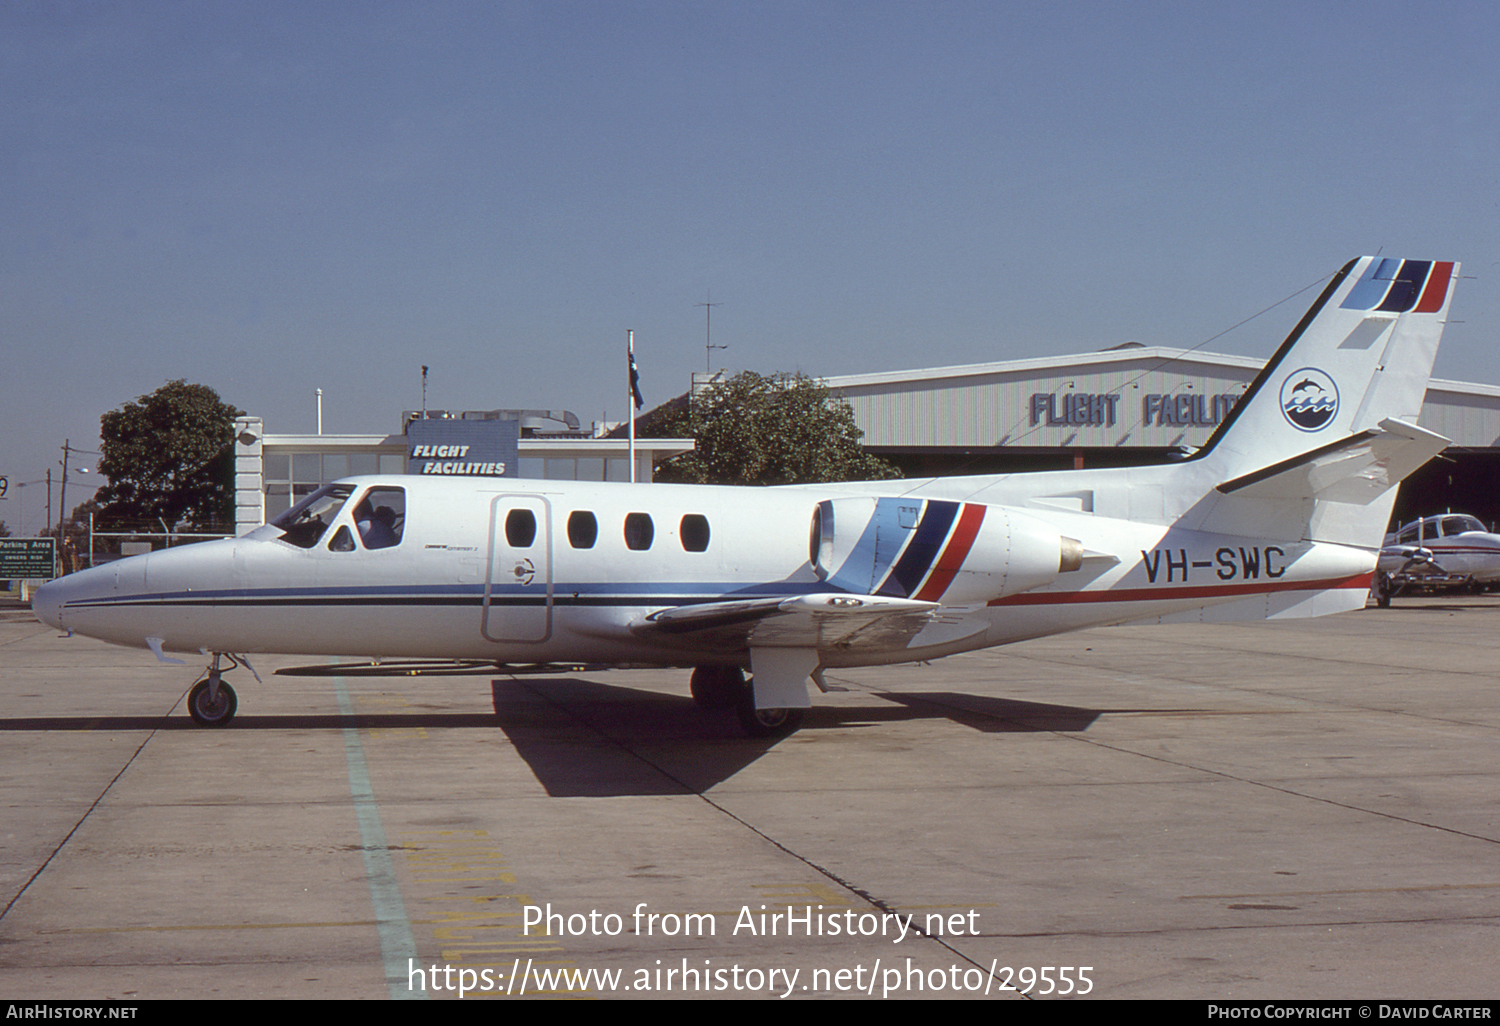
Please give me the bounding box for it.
[354,501,400,549]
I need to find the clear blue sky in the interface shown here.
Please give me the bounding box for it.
[4,0,1498,534]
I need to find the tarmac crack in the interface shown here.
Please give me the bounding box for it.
[0,694,181,925]
[0,624,55,648]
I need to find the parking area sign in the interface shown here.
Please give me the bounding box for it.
[0,538,56,579]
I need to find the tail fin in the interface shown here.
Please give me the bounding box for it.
[1198,257,1458,481]
[1191,257,1459,544]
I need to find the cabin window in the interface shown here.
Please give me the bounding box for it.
[353,487,405,549]
[328,525,356,552]
[624,512,654,551]
[680,514,710,552]
[272,484,355,549]
[568,511,598,549]
[506,508,537,547]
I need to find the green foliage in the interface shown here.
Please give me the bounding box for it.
[649,371,899,486]
[95,381,243,531]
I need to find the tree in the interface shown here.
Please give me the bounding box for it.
[95,381,243,532]
[646,371,899,486]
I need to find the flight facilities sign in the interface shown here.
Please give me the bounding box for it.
[1028,390,1243,430]
[406,419,519,477]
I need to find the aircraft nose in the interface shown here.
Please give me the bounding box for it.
[32,577,65,631]
[31,558,136,635]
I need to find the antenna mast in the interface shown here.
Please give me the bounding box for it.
[696,292,725,372]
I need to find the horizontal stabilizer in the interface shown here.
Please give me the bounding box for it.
[1215,418,1450,505]
[634,593,938,653]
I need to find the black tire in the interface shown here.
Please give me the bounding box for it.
[690,665,745,709]
[188,677,238,727]
[735,694,804,738]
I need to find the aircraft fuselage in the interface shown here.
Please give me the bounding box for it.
[35,473,1376,669]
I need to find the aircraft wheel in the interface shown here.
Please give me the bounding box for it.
[735,694,804,738]
[690,665,744,709]
[1373,574,1392,608]
[187,677,238,727]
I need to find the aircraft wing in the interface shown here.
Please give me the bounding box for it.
[632,593,939,653]
[1216,418,1451,504]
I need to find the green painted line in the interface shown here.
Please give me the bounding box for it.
[335,675,426,1000]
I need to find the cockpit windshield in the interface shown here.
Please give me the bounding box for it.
[270,484,356,549]
[1395,514,1487,545]
[1442,515,1485,536]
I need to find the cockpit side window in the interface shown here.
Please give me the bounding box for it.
[272,484,356,549]
[353,487,406,550]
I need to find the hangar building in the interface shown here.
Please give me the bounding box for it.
[823,344,1500,527]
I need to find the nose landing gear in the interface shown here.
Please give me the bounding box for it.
[185,652,251,727]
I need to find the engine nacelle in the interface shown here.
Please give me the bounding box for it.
[810,497,1081,605]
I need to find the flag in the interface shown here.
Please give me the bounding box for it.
[629,342,644,410]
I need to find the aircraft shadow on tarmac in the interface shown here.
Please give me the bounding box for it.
[0,676,1104,797]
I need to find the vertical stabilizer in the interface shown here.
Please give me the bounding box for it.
[1199,257,1458,481]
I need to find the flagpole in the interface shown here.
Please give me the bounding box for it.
[627,329,636,484]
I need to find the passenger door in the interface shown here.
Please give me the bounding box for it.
[482,494,554,644]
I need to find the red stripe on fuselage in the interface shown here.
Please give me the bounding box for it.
[914,503,987,602]
[986,572,1373,606]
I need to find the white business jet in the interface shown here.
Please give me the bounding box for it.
[34,257,1460,736]
[1372,513,1500,604]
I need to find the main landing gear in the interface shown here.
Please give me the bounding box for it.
[1371,572,1398,608]
[689,665,804,739]
[186,652,247,727]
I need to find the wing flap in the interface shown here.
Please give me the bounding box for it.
[634,593,939,653]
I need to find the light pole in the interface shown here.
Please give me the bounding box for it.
[55,443,101,573]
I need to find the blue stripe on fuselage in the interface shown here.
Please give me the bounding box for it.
[59,579,842,612]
